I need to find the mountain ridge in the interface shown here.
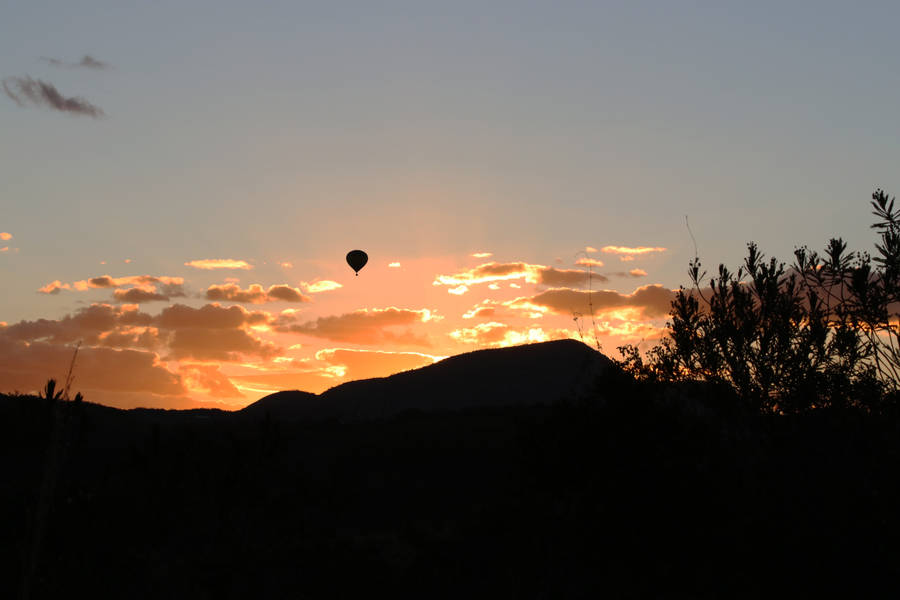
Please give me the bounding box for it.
[241,339,616,420]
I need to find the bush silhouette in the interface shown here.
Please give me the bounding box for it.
[620,189,900,414]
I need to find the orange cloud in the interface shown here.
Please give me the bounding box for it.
[0,247,8,253]
[279,261,293,269]
[185,259,253,270]
[40,275,186,298]
[388,262,401,268]
[0,301,288,403]
[276,307,439,346]
[0,336,185,398]
[585,246,598,253]
[206,283,311,304]
[462,304,498,319]
[434,262,539,287]
[471,252,493,258]
[0,232,11,241]
[315,348,439,381]
[511,284,676,319]
[230,370,338,396]
[2,304,151,344]
[179,364,244,398]
[38,280,70,294]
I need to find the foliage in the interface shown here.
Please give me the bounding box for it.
[619,189,900,413]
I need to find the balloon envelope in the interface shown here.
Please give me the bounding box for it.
[346,250,368,275]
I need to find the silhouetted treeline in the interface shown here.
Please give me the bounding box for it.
[3,368,899,598]
[620,189,900,416]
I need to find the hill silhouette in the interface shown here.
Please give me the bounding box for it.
[3,339,899,598]
[242,339,615,420]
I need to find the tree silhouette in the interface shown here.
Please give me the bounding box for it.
[620,189,900,413]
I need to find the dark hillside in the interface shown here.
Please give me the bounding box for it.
[2,341,899,598]
[243,339,614,420]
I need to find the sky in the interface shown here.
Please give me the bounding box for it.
[3,1,900,409]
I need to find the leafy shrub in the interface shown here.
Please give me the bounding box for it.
[620,189,900,413]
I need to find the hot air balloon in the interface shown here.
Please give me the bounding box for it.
[346,250,368,276]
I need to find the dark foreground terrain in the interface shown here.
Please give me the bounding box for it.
[3,342,900,598]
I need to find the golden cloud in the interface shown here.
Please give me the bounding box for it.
[601,245,667,261]
[302,280,342,293]
[435,261,608,291]
[471,252,493,258]
[575,257,604,267]
[449,323,554,348]
[388,262,401,268]
[185,259,253,270]
[0,232,11,240]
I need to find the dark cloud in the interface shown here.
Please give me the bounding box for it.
[266,284,310,303]
[2,76,104,117]
[113,288,170,303]
[167,328,279,362]
[538,267,608,288]
[40,55,109,69]
[88,276,116,288]
[520,284,676,319]
[98,328,162,350]
[2,304,150,344]
[155,303,270,330]
[205,283,311,304]
[0,336,184,397]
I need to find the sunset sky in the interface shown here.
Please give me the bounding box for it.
[3,1,900,409]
